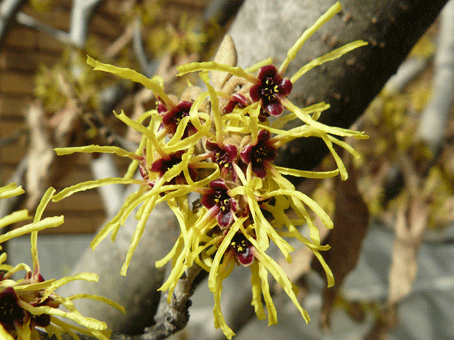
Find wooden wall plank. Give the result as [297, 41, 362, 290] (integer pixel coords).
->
[12, 212, 106, 234]
[21, 5, 71, 32]
[3, 26, 39, 50]
[0, 49, 57, 71]
[0, 143, 27, 166]
[0, 72, 35, 94]
[0, 95, 31, 117]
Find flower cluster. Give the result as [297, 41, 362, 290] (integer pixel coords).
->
[51, 2, 367, 338]
[0, 185, 124, 339]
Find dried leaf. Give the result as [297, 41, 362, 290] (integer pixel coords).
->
[211, 34, 238, 91]
[312, 155, 370, 330]
[53, 102, 81, 148]
[370, 153, 430, 338]
[388, 195, 428, 305]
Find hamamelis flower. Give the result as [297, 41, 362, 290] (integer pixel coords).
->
[0, 187, 124, 340]
[52, 2, 369, 339]
[161, 100, 197, 138]
[206, 218, 313, 338]
[240, 129, 277, 178]
[226, 232, 254, 266]
[177, 3, 368, 145]
[151, 150, 197, 184]
[250, 65, 292, 116]
[206, 140, 238, 180]
[201, 179, 238, 229]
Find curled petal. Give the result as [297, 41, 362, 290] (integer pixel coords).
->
[257, 64, 279, 80]
[264, 102, 284, 117]
[201, 179, 237, 229]
[240, 130, 276, 178]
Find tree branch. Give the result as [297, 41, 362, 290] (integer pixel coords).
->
[140, 265, 205, 340]
[228, 0, 449, 185]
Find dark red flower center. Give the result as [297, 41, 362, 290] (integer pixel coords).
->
[252, 145, 273, 164]
[240, 130, 276, 178]
[161, 101, 196, 138]
[151, 151, 184, 177]
[213, 191, 231, 214]
[33, 313, 51, 327]
[202, 179, 237, 228]
[261, 77, 280, 103]
[214, 150, 232, 170]
[0, 287, 24, 330]
[250, 65, 292, 116]
[228, 233, 254, 266]
[206, 140, 237, 180]
[150, 151, 196, 184]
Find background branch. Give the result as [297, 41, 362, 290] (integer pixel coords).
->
[0, 0, 26, 48]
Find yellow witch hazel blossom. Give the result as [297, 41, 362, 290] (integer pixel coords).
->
[52, 2, 367, 338]
[0, 185, 124, 340]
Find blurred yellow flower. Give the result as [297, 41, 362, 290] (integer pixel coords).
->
[0, 186, 124, 340]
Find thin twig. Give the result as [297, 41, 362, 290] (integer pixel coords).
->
[15, 11, 72, 45]
[133, 16, 160, 78]
[105, 23, 135, 59]
[141, 265, 204, 340]
[69, 0, 104, 48]
[384, 57, 429, 94]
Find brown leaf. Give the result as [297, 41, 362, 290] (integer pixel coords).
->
[387, 196, 428, 306]
[369, 153, 430, 338]
[312, 155, 370, 330]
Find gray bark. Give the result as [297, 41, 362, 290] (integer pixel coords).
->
[229, 0, 449, 183]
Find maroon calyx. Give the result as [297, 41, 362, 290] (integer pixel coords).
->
[206, 140, 238, 180]
[227, 233, 254, 266]
[161, 101, 197, 138]
[151, 151, 196, 184]
[240, 130, 276, 178]
[223, 94, 248, 114]
[250, 65, 292, 116]
[202, 179, 237, 229]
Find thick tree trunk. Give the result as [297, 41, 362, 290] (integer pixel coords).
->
[228, 0, 448, 183]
